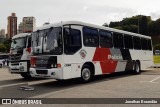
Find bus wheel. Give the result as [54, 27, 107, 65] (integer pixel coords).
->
[20, 73, 32, 79]
[81, 66, 92, 82]
[133, 61, 141, 74]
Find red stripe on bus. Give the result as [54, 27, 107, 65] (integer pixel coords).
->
[93, 48, 117, 74]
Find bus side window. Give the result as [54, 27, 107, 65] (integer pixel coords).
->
[141, 38, 148, 50]
[64, 27, 82, 54]
[113, 32, 124, 49]
[148, 39, 152, 50]
[83, 27, 99, 47]
[99, 30, 113, 48]
[124, 35, 133, 49]
[27, 36, 31, 48]
[133, 37, 141, 50]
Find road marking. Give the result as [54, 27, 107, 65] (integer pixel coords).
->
[150, 76, 160, 83]
[0, 79, 55, 89]
[140, 76, 160, 83]
[140, 81, 157, 83]
[0, 83, 26, 88]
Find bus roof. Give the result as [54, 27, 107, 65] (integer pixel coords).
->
[12, 33, 30, 39]
[35, 21, 151, 39]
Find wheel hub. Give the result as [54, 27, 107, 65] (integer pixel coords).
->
[82, 68, 91, 80]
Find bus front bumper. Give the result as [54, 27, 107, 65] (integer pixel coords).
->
[9, 61, 28, 73]
[30, 68, 63, 79]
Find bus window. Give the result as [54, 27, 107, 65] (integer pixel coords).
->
[83, 27, 99, 47]
[46, 27, 63, 54]
[133, 37, 141, 50]
[124, 35, 133, 49]
[148, 39, 152, 50]
[27, 35, 31, 48]
[64, 27, 82, 54]
[113, 32, 124, 48]
[141, 38, 148, 50]
[99, 30, 113, 48]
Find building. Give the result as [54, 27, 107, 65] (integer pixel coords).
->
[23, 17, 36, 33]
[0, 29, 5, 38]
[18, 22, 23, 34]
[0, 29, 6, 43]
[7, 13, 17, 39]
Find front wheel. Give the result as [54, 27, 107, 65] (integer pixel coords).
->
[20, 73, 32, 79]
[80, 66, 93, 83]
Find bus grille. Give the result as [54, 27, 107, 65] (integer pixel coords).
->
[36, 70, 48, 74]
[36, 56, 57, 69]
[10, 54, 22, 63]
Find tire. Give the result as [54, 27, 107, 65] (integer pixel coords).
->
[20, 73, 32, 79]
[81, 65, 93, 83]
[133, 61, 141, 74]
[0, 64, 2, 68]
[55, 79, 64, 82]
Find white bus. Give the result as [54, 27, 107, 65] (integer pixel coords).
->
[30, 21, 153, 82]
[9, 33, 32, 79]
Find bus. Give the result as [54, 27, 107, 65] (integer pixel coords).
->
[9, 33, 32, 79]
[30, 21, 153, 82]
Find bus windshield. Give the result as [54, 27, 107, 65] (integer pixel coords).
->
[32, 27, 63, 55]
[11, 37, 26, 50]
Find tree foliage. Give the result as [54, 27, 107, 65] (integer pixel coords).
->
[106, 15, 160, 46]
[0, 43, 6, 52]
[154, 44, 160, 50]
[108, 15, 152, 35]
[0, 39, 11, 53]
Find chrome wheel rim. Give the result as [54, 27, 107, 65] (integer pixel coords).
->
[82, 68, 91, 81]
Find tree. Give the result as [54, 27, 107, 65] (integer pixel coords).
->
[139, 16, 149, 35]
[107, 15, 152, 35]
[102, 23, 109, 27]
[109, 21, 121, 28]
[0, 43, 6, 52]
[3, 39, 12, 52]
[154, 44, 160, 50]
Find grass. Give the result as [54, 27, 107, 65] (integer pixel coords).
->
[154, 55, 160, 64]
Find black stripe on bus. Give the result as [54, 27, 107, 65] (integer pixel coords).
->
[120, 49, 132, 60]
[125, 60, 135, 71]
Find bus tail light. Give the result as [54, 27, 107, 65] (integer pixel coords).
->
[30, 56, 37, 68]
[57, 63, 61, 68]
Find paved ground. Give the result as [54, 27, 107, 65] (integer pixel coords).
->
[0, 67, 160, 107]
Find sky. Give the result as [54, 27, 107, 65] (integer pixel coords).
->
[1, 0, 160, 32]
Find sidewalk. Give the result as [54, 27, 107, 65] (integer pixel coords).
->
[152, 64, 160, 68]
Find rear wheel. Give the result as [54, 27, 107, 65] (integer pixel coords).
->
[20, 73, 32, 79]
[133, 61, 141, 74]
[81, 66, 93, 83]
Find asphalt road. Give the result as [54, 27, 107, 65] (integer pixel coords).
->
[0, 67, 160, 107]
